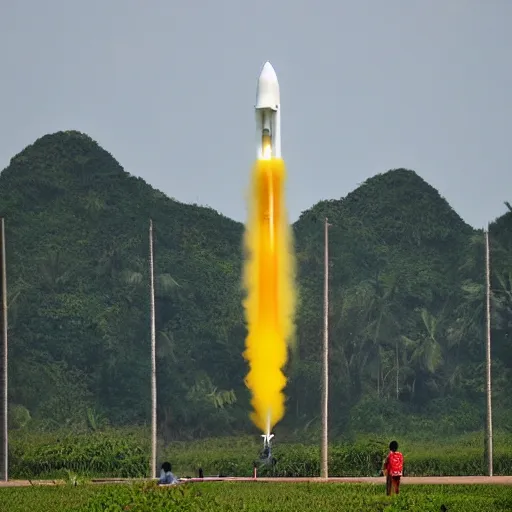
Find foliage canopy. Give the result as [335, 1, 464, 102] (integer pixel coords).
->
[1, 131, 511, 439]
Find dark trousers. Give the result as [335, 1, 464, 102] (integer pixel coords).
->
[386, 475, 401, 495]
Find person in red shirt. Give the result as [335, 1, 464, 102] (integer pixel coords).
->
[382, 440, 403, 495]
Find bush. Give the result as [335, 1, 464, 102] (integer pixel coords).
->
[10, 428, 149, 478]
[9, 428, 512, 479]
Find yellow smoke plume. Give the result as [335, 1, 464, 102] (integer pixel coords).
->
[242, 157, 296, 434]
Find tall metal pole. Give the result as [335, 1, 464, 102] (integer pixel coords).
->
[149, 219, 157, 479]
[485, 228, 493, 476]
[1, 218, 8, 482]
[321, 218, 330, 479]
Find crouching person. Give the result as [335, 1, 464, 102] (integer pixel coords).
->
[158, 461, 179, 485]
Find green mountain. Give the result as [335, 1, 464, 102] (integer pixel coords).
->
[0, 131, 245, 438]
[1, 131, 511, 439]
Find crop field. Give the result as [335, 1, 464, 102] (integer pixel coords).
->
[2, 482, 512, 512]
[8, 428, 512, 480]
[5, 429, 512, 511]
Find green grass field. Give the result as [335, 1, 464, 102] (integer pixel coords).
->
[9, 428, 512, 479]
[2, 482, 512, 512]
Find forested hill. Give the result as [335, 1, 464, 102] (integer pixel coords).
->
[1, 131, 511, 440]
[0, 131, 245, 437]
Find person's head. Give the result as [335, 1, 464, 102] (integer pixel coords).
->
[389, 440, 399, 452]
[162, 462, 172, 472]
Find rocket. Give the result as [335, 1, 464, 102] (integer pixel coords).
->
[255, 62, 281, 160]
[245, 60, 294, 447]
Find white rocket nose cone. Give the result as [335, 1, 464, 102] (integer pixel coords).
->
[256, 61, 280, 109]
[259, 61, 278, 84]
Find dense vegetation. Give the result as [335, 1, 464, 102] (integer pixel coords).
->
[9, 429, 512, 480]
[1, 130, 511, 443]
[3, 482, 512, 512]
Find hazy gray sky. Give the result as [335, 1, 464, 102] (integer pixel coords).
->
[1, 1, 511, 228]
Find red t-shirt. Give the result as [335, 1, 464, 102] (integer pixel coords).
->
[385, 451, 403, 476]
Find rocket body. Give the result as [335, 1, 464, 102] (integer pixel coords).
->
[243, 61, 295, 437]
[255, 62, 281, 159]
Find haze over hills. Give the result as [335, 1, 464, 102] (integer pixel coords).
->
[1, 131, 511, 440]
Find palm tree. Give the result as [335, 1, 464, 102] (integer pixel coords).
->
[157, 327, 176, 361]
[362, 272, 400, 397]
[401, 308, 443, 399]
[39, 251, 70, 291]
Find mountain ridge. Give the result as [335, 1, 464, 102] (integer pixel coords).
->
[1, 130, 472, 230]
[1, 130, 511, 439]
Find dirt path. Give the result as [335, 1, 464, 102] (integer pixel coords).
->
[0, 480, 65, 487]
[2, 476, 512, 488]
[174, 476, 512, 485]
